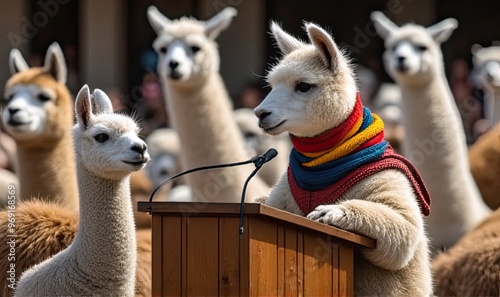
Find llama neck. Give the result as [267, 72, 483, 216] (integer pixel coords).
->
[161, 74, 269, 201]
[71, 163, 136, 278]
[16, 133, 79, 210]
[400, 74, 490, 243]
[484, 89, 500, 125]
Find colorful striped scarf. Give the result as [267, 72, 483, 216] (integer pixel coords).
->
[288, 93, 431, 216]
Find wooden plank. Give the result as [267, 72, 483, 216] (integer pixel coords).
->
[303, 233, 333, 297]
[219, 217, 240, 297]
[181, 217, 187, 297]
[239, 216, 250, 297]
[331, 239, 340, 297]
[162, 216, 182, 296]
[284, 226, 298, 297]
[297, 229, 304, 296]
[186, 217, 219, 296]
[277, 224, 285, 297]
[138, 202, 375, 248]
[339, 244, 354, 297]
[151, 214, 163, 296]
[249, 218, 278, 296]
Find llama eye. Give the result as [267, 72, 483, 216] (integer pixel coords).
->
[295, 82, 314, 93]
[416, 45, 427, 52]
[38, 93, 51, 102]
[190, 46, 200, 54]
[5, 94, 14, 101]
[159, 46, 167, 54]
[94, 133, 109, 143]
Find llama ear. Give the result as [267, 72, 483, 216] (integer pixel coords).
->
[471, 44, 483, 55]
[75, 85, 93, 129]
[370, 11, 398, 40]
[91, 89, 114, 115]
[9, 49, 29, 75]
[43, 42, 67, 84]
[270, 21, 306, 55]
[306, 23, 339, 71]
[147, 6, 171, 34]
[426, 18, 458, 43]
[204, 7, 237, 40]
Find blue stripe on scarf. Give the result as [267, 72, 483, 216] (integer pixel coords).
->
[290, 108, 387, 191]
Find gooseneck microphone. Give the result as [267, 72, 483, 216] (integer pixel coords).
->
[148, 149, 278, 234]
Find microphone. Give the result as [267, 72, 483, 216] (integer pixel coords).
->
[147, 148, 278, 204]
[251, 148, 278, 167]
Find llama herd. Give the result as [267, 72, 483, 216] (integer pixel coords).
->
[0, 5, 498, 297]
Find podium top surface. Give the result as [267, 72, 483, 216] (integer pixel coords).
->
[138, 201, 375, 248]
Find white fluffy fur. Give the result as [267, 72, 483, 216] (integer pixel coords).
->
[255, 22, 432, 296]
[371, 11, 491, 250]
[15, 86, 150, 296]
[147, 6, 270, 202]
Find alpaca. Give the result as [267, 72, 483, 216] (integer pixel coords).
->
[372, 83, 405, 153]
[234, 108, 291, 186]
[371, 11, 491, 250]
[147, 6, 270, 203]
[468, 44, 500, 209]
[145, 128, 192, 202]
[15, 85, 149, 296]
[255, 22, 432, 296]
[432, 208, 500, 296]
[1, 43, 78, 211]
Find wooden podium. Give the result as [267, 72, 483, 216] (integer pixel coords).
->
[138, 202, 375, 297]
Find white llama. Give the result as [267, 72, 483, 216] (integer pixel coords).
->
[371, 12, 491, 250]
[147, 6, 270, 203]
[471, 43, 500, 126]
[1, 43, 78, 211]
[234, 108, 291, 186]
[15, 85, 149, 296]
[255, 22, 432, 296]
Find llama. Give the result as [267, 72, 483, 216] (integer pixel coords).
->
[255, 22, 432, 296]
[15, 85, 149, 296]
[147, 6, 270, 202]
[234, 108, 291, 186]
[371, 11, 491, 250]
[468, 44, 500, 209]
[432, 208, 500, 296]
[372, 83, 405, 152]
[1, 43, 78, 211]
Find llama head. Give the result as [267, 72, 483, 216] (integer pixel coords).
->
[145, 128, 181, 188]
[147, 6, 237, 86]
[471, 43, 500, 92]
[2, 43, 72, 144]
[254, 22, 357, 138]
[74, 85, 150, 180]
[371, 11, 458, 86]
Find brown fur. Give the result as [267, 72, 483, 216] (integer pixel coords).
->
[432, 209, 500, 296]
[131, 169, 153, 229]
[469, 124, 500, 209]
[0, 201, 152, 296]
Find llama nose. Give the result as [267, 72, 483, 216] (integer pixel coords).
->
[256, 111, 272, 121]
[397, 56, 406, 63]
[169, 61, 179, 70]
[8, 108, 19, 116]
[131, 143, 147, 155]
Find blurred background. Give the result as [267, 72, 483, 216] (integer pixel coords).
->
[0, 0, 498, 137]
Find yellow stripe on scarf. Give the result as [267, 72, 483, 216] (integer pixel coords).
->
[303, 114, 384, 167]
[300, 112, 364, 158]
